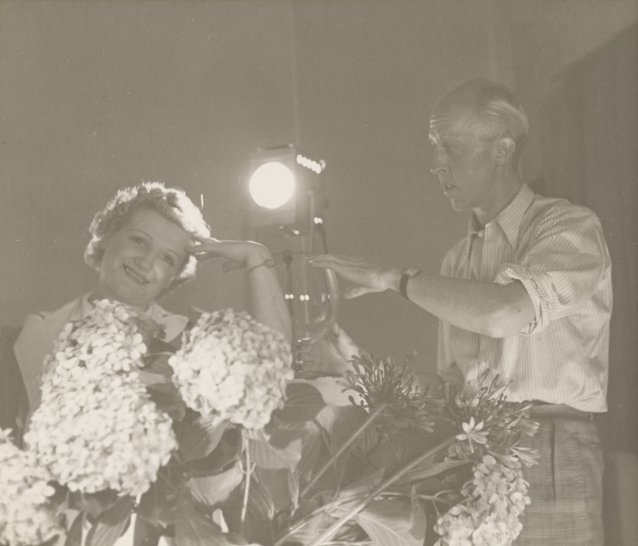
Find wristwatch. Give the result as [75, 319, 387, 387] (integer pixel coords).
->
[399, 267, 422, 300]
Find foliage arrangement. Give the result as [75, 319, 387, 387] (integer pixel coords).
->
[0, 301, 538, 546]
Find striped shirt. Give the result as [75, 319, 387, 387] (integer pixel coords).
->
[437, 184, 612, 412]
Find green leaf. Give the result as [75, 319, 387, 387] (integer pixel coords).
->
[356, 498, 424, 546]
[314, 405, 371, 455]
[147, 382, 187, 422]
[367, 429, 440, 476]
[272, 382, 326, 424]
[137, 477, 193, 527]
[395, 459, 470, 486]
[255, 467, 295, 511]
[409, 488, 427, 540]
[297, 421, 329, 484]
[64, 512, 84, 546]
[249, 433, 302, 469]
[327, 405, 362, 446]
[187, 463, 244, 508]
[147, 336, 180, 357]
[174, 510, 228, 545]
[132, 515, 163, 546]
[334, 467, 385, 510]
[186, 306, 206, 328]
[138, 370, 170, 387]
[185, 428, 242, 477]
[223, 478, 274, 545]
[276, 511, 341, 546]
[86, 496, 136, 546]
[68, 490, 119, 520]
[142, 352, 175, 378]
[268, 421, 308, 449]
[179, 417, 229, 462]
[313, 405, 376, 490]
[287, 468, 300, 511]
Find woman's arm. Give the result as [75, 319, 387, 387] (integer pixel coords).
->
[190, 237, 292, 340]
[243, 244, 292, 340]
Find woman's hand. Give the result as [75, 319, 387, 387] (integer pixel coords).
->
[309, 254, 402, 299]
[189, 236, 271, 268]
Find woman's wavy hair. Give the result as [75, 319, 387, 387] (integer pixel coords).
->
[84, 181, 211, 290]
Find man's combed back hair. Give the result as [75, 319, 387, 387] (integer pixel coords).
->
[435, 78, 530, 152]
[84, 181, 211, 289]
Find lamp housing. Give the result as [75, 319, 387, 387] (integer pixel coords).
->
[246, 144, 325, 234]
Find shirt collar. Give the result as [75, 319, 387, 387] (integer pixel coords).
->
[467, 184, 535, 247]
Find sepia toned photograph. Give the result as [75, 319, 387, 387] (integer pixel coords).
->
[0, 1, 636, 545]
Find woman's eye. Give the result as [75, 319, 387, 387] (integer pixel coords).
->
[163, 255, 176, 267]
[130, 235, 145, 245]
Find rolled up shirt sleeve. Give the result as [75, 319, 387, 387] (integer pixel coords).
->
[494, 208, 611, 335]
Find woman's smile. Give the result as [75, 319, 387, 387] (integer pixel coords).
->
[122, 264, 150, 285]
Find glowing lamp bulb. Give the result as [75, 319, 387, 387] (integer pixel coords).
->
[248, 161, 295, 209]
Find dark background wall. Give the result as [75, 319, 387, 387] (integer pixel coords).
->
[1, 1, 636, 543]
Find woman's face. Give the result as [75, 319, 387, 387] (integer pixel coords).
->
[95, 207, 192, 309]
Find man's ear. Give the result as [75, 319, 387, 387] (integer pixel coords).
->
[493, 137, 516, 164]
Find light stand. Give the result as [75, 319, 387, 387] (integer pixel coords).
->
[245, 145, 337, 370]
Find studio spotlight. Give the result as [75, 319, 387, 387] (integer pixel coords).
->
[246, 144, 326, 233]
[248, 161, 295, 210]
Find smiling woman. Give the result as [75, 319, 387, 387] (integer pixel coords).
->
[11, 181, 292, 420]
[0, 181, 294, 545]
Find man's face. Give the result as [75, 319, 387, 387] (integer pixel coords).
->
[428, 105, 498, 213]
[95, 207, 192, 309]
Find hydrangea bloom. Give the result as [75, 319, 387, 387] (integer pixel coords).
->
[169, 308, 293, 430]
[434, 454, 530, 546]
[0, 429, 62, 546]
[24, 299, 177, 497]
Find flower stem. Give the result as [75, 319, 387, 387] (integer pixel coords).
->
[240, 431, 251, 532]
[273, 489, 454, 546]
[306, 435, 456, 546]
[300, 403, 387, 498]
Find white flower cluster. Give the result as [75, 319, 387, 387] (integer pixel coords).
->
[434, 454, 530, 546]
[169, 308, 293, 430]
[0, 429, 62, 546]
[24, 299, 177, 497]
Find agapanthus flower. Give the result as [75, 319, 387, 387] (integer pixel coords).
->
[434, 368, 538, 544]
[24, 299, 177, 497]
[456, 417, 488, 452]
[168, 308, 293, 430]
[447, 368, 538, 464]
[434, 454, 530, 546]
[0, 429, 63, 546]
[342, 353, 443, 432]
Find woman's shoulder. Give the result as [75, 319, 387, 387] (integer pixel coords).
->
[22, 296, 85, 328]
[13, 296, 85, 412]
